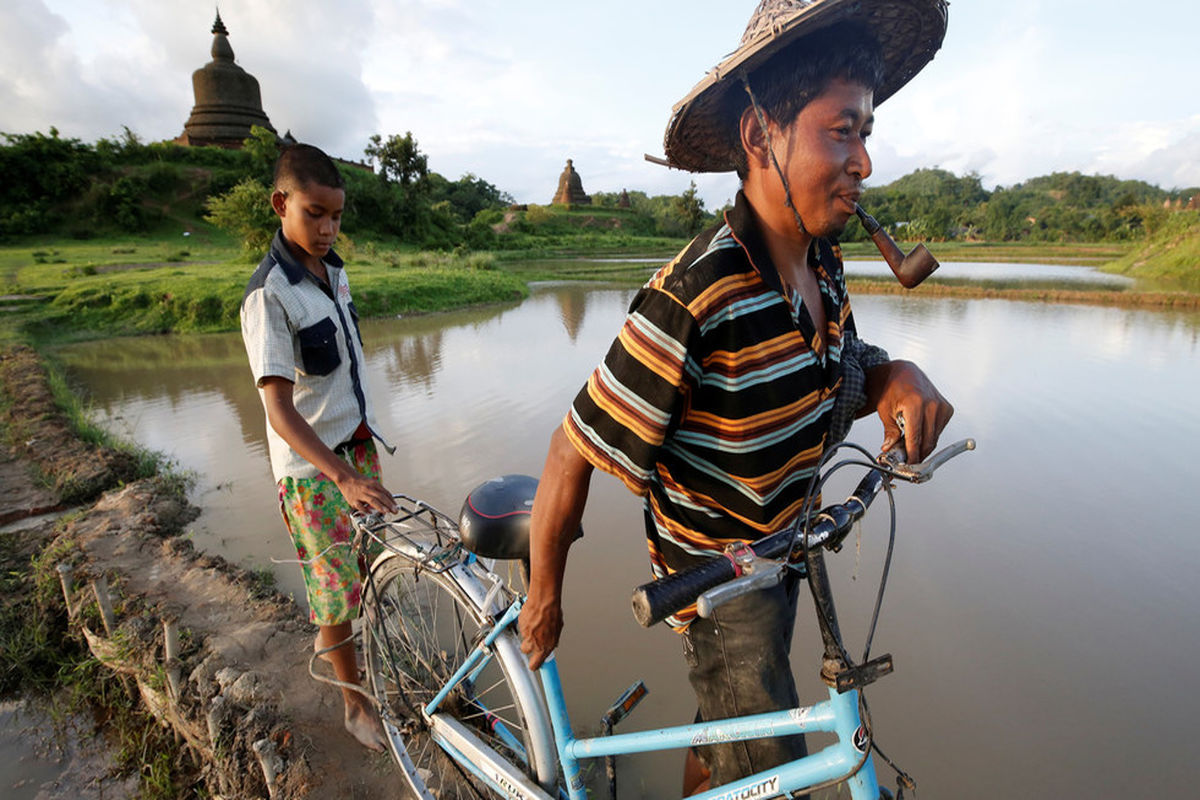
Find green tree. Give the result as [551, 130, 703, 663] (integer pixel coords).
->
[427, 172, 512, 223]
[243, 125, 281, 183]
[359, 132, 437, 240]
[672, 181, 707, 236]
[204, 177, 276, 258]
[0, 128, 99, 234]
[365, 132, 429, 187]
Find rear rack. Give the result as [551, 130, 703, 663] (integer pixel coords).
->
[354, 494, 464, 574]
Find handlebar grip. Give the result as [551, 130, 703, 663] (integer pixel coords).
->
[631, 556, 736, 628]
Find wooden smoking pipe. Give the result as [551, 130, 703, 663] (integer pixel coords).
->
[854, 204, 939, 288]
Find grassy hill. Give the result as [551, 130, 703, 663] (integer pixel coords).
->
[1103, 211, 1200, 291]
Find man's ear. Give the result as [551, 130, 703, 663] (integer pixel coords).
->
[270, 190, 288, 219]
[738, 106, 772, 171]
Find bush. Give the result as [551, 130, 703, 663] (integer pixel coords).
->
[204, 178, 276, 258]
[525, 204, 552, 225]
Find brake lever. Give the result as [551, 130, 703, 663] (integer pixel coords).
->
[696, 542, 786, 618]
[696, 561, 785, 618]
[880, 438, 976, 483]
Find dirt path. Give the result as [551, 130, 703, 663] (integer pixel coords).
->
[1, 346, 409, 799]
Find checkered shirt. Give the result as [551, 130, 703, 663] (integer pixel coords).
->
[241, 230, 392, 481]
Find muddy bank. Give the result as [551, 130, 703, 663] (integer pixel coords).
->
[1, 345, 404, 799]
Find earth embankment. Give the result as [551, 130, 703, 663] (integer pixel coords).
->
[1, 345, 405, 799]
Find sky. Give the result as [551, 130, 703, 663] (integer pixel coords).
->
[2, 0, 1198, 210]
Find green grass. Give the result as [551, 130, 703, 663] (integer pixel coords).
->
[41, 357, 175, 482]
[1101, 211, 1200, 290]
[501, 253, 668, 284]
[1, 231, 529, 345]
[1, 226, 1192, 349]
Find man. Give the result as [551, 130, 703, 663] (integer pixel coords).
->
[520, 0, 952, 790]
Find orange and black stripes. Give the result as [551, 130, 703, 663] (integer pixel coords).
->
[566, 192, 861, 629]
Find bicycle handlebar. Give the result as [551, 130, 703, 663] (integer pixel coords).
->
[630, 439, 975, 627]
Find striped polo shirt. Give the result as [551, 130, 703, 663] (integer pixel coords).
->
[564, 191, 860, 628]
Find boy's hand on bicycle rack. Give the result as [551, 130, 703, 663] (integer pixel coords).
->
[333, 470, 399, 515]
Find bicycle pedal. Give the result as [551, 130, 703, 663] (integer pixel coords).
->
[834, 653, 893, 693]
[601, 680, 649, 729]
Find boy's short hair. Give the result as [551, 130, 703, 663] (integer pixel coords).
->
[273, 143, 345, 194]
[730, 21, 885, 179]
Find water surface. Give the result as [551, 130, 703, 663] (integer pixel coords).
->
[53, 284, 1200, 799]
[539, 256, 1134, 286]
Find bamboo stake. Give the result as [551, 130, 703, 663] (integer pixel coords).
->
[163, 616, 181, 701]
[56, 563, 75, 618]
[91, 575, 116, 635]
[252, 738, 283, 797]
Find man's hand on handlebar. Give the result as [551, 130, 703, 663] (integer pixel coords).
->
[863, 360, 953, 463]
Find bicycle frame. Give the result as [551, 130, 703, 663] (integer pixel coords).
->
[412, 589, 881, 800]
[539, 652, 880, 800]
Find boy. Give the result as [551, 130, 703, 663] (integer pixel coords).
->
[519, 0, 953, 791]
[240, 143, 396, 752]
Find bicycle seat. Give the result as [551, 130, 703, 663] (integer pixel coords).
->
[459, 474, 583, 560]
[459, 474, 539, 560]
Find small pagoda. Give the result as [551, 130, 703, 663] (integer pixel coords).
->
[176, 13, 276, 148]
[551, 159, 591, 207]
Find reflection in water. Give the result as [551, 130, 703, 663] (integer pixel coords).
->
[381, 329, 444, 391]
[550, 282, 593, 343]
[57, 285, 1200, 800]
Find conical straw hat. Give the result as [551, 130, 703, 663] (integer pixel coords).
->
[664, 0, 949, 173]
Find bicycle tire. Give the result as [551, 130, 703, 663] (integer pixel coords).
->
[362, 549, 556, 799]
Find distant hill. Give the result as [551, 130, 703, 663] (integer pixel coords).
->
[848, 168, 1189, 244]
[4, 128, 1195, 251]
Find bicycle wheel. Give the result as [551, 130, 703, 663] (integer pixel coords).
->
[362, 551, 554, 799]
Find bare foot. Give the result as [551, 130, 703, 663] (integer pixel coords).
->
[345, 695, 388, 752]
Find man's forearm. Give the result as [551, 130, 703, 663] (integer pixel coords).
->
[520, 424, 594, 668]
[527, 426, 592, 602]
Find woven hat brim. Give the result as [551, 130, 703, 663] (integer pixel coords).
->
[664, 0, 949, 173]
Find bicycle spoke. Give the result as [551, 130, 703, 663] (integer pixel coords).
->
[362, 541, 548, 799]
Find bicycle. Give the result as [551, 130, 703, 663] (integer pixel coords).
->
[351, 437, 974, 800]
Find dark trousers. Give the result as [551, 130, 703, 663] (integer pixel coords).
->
[682, 570, 807, 788]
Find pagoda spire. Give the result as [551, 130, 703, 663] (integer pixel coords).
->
[176, 9, 276, 148]
[210, 8, 234, 62]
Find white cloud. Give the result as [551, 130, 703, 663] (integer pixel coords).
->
[1089, 117, 1200, 189]
[0, 0, 178, 139]
[1, 0, 380, 156]
[869, 14, 1071, 188]
[3, 0, 1196, 208]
